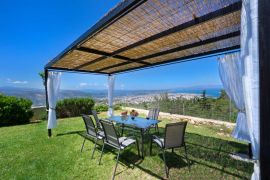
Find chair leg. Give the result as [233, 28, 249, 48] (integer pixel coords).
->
[136, 138, 140, 157]
[140, 129, 144, 158]
[91, 138, 97, 159]
[81, 138, 86, 152]
[98, 143, 105, 165]
[121, 124, 124, 136]
[150, 137, 153, 156]
[184, 145, 191, 171]
[162, 149, 168, 178]
[112, 149, 121, 180]
[156, 124, 160, 135]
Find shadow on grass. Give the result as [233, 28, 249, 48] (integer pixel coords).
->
[58, 126, 253, 179]
[0, 120, 43, 128]
[131, 127, 252, 179]
[57, 130, 84, 136]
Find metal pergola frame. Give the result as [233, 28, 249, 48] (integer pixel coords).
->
[45, 1, 241, 75]
[44, 0, 270, 178]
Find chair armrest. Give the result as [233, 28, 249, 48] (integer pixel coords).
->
[152, 135, 164, 147]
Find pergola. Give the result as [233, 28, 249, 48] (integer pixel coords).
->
[44, 0, 270, 179]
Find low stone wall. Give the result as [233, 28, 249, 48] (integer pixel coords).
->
[123, 107, 235, 129]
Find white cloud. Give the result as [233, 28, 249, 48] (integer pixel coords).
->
[79, 82, 99, 88]
[12, 81, 28, 84]
[120, 84, 125, 90]
[79, 82, 88, 87]
[7, 78, 28, 84]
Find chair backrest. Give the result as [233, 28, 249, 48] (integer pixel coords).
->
[82, 114, 97, 137]
[100, 120, 120, 148]
[90, 109, 102, 130]
[164, 121, 187, 149]
[147, 108, 160, 120]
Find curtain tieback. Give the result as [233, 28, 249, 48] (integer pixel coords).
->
[49, 107, 56, 110]
[238, 109, 246, 113]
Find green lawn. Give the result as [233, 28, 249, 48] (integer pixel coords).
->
[0, 112, 253, 179]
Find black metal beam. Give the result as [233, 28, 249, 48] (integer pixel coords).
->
[75, 1, 241, 71]
[75, 47, 151, 70]
[96, 61, 130, 72]
[47, 67, 109, 75]
[96, 32, 240, 72]
[109, 1, 241, 56]
[137, 31, 240, 61]
[44, 69, 51, 137]
[111, 45, 240, 74]
[44, 69, 49, 110]
[259, 0, 270, 178]
[77, 47, 112, 56]
[45, 0, 147, 69]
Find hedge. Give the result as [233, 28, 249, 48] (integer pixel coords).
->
[56, 98, 95, 118]
[0, 94, 33, 125]
[94, 104, 122, 112]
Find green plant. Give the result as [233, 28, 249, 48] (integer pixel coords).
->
[31, 107, 47, 121]
[94, 104, 122, 112]
[94, 104, 108, 112]
[56, 98, 95, 118]
[114, 104, 122, 111]
[0, 94, 33, 125]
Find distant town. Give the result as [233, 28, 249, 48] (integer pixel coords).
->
[0, 86, 221, 107]
[99, 93, 201, 105]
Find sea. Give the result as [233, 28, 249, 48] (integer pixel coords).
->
[170, 88, 222, 98]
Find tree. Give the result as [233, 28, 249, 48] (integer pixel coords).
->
[219, 90, 229, 100]
[201, 90, 207, 99]
[39, 72, 45, 87]
[200, 90, 211, 110]
[142, 101, 148, 109]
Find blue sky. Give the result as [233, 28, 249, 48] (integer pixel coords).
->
[0, 0, 223, 90]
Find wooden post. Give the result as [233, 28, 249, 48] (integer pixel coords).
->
[44, 69, 51, 137]
[259, 0, 270, 178]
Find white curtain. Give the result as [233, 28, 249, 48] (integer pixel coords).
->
[47, 71, 62, 129]
[107, 75, 115, 117]
[218, 53, 250, 142]
[241, 0, 260, 179]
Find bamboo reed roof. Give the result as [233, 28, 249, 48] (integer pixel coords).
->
[45, 0, 242, 74]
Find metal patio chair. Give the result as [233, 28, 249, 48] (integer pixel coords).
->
[99, 119, 140, 180]
[147, 108, 160, 133]
[81, 114, 104, 159]
[150, 121, 190, 178]
[90, 109, 103, 130]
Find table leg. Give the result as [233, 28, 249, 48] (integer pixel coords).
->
[121, 123, 124, 136]
[140, 128, 144, 159]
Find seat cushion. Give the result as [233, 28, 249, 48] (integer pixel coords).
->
[153, 136, 164, 148]
[119, 137, 136, 149]
[97, 130, 105, 139]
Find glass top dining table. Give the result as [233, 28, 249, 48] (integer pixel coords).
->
[107, 115, 159, 129]
[106, 115, 159, 158]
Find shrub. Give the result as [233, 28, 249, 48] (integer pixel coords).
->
[95, 104, 108, 113]
[56, 98, 95, 118]
[94, 104, 122, 113]
[114, 104, 122, 111]
[31, 106, 47, 121]
[0, 94, 33, 125]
